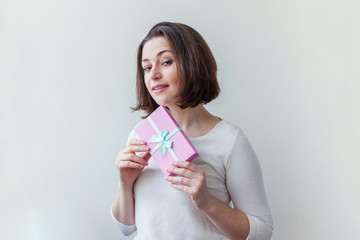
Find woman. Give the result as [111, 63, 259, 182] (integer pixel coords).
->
[112, 22, 273, 240]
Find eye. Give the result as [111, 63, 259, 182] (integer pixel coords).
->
[143, 66, 151, 72]
[162, 60, 173, 66]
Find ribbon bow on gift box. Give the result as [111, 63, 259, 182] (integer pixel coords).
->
[149, 130, 173, 155]
[147, 116, 182, 161]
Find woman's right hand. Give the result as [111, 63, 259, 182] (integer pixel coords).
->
[115, 139, 151, 188]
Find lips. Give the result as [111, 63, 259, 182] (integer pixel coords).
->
[152, 84, 169, 94]
[152, 84, 169, 91]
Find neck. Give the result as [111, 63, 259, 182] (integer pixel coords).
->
[167, 104, 220, 137]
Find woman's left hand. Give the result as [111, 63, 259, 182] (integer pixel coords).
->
[165, 161, 214, 211]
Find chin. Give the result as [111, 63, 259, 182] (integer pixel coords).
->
[152, 95, 178, 108]
[155, 100, 169, 107]
[153, 97, 169, 106]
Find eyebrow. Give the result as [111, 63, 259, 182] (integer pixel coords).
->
[142, 50, 172, 63]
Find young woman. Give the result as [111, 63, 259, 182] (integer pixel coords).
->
[112, 22, 273, 240]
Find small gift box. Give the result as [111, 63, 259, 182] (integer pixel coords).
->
[134, 105, 199, 176]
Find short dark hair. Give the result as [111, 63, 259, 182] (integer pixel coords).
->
[132, 22, 220, 117]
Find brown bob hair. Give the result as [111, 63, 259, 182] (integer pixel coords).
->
[132, 22, 220, 117]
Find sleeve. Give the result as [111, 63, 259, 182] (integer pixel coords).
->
[111, 206, 137, 236]
[225, 128, 273, 240]
[111, 127, 140, 236]
[127, 127, 141, 144]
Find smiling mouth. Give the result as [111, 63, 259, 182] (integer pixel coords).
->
[152, 85, 169, 94]
[154, 86, 168, 90]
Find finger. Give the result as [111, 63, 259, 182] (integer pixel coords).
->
[127, 139, 146, 146]
[165, 175, 193, 187]
[168, 161, 204, 175]
[124, 145, 149, 154]
[118, 153, 149, 166]
[117, 160, 145, 169]
[169, 161, 201, 173]
[165, 166, 196, 179]
[170, 183, 193, 195]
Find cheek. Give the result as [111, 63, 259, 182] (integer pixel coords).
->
[144, 77, 151, 91]
[172, 73, 179, 86]
[169, 68, 179, 84]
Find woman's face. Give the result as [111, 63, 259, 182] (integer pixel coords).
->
[141, 36, 179, 107]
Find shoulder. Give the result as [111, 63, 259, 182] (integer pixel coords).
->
[205, 118, 251, 156]
[216, 119, 247, 143]
[215, 119, 257, 163]
[221, 119, 255, 152]
[127, 121, 143, 142]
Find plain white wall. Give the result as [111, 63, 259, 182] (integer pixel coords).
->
[1, 0, 359, 239]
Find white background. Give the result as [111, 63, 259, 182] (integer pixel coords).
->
[1, 0, 359, 239]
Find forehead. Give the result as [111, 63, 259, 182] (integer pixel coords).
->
[142, 37, 172, 60]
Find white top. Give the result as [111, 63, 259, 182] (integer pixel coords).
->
[112, 119, 273, 240]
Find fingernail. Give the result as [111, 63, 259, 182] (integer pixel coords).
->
[170, 162, 175, 165]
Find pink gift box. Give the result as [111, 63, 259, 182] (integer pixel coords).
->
[134, 105, 199, 176]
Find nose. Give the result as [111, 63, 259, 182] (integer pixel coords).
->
[150, 65, 161, 81]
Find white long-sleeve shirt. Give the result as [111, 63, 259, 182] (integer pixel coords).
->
[112, 119, 273, 239]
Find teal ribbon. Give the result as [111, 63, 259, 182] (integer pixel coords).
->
[147, 116, 182, 161]
[149, 130, 173, 155]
